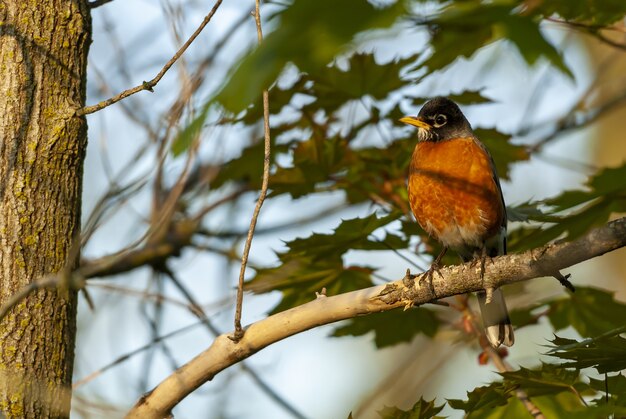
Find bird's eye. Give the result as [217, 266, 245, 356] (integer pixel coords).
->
[433, 114, 447, 127]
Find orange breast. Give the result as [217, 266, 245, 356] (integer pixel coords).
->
[407, 137, 504, 250]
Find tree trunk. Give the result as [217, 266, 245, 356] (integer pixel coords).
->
[0, 1, 90, 417]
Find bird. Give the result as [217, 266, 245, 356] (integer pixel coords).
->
[400, 96, 514, 348]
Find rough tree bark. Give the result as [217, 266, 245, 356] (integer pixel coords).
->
[0, 1, 90, 418]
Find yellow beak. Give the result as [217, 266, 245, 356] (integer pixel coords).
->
[399, 116, 431, 130]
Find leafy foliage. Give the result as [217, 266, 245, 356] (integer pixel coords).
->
[410, 90, 494, 106]
[171, 0, 626, 416]
[536, 1, 626, 26]
[589, 373, 626, 404]
[447, 382, 517, 413]
[331, 307, 439, 348]
[215, 0, 404, 113]
[548, 329, 626, 374]
[378, 398, 445, 419]
[546, 287, 626, 337]
[531, 392, 626, 419]
[245, 213, 401, 313]
[508, 162, 626, 251]
[499, 363, 589, 398]
[420, 3, 572, 78]
[509, 287, 626, 337]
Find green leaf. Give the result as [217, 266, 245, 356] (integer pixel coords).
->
[243, 211, 410, 314]
[547, 328, 626, 374]
[450, 375, 597, 418]
[421, 3, 572, 78]
[239, 76, 311, 125]
[210, 140, 288, 190]
[284, 212, 402, 260]
[508, 303, 544, 329]
[331, 307, 439, 348]
[508, 163, 626, 251]
[590, 372, 626, 393]
[311, 52, 419, 105]
[544, 163, 626, 211]
[247, 259, 375, 314]
[500, 363, 590, 398]
[464, 398, 528, 419]
[535, 1, 626, 26]
[172, 102, 211, 156]
[448, 382, 516, 412]
[505, 202, 559, 223]
[410, 90, 494, 106]
[546, 287, 626, 338]
[421, 4, 496, 74]
[378, 397, 445, 419]
[243, 51, 417, 125]
[270, 134, 348, 199]
[245, 213, 401, 313]
[533, 391, 626, 418]
[215, 0, 404, 113]
[506, 200, 613, 252]
[497, 14, 573, 78]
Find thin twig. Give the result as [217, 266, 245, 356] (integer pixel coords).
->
[545, 17, 626, 33]
[527, 89, 626, 153]
[73, 321, 202, 389]
[545, 17, 626, 49]
[231, 1, 271, 341]
[76, 0, 224, 116]
[197, 202, 347, 238]
[88, 0, 115, 8]
[592, 31, 626, 51]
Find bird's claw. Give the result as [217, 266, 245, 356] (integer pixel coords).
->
[418, 263, 442, 298]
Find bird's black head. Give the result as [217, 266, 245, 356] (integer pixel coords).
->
[400, 97, 474, 142]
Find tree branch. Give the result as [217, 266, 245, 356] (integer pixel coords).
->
[76, 0, 224, 116]
[232, 1, 272, 341]
[126, 217, 626, 418]
[88, 0, 115, 8]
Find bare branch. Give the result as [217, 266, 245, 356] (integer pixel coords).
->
[73, 321, 202, 389]
[88, 0, 115, 8]
[77, 0, 224, 116]
[232, 1, 272, 341]
[126, 217, 626, 418]
[527, 90, 626, 153]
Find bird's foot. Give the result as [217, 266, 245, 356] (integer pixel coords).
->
[469, 250, 495, 279]
[418, 262, 443, 298]
[469, 249, 498, 302]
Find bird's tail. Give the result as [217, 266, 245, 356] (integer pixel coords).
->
[477, 288, 514, 348]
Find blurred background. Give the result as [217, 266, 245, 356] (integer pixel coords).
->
[74, 1, 626, 417]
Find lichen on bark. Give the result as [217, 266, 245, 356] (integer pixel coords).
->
[0, 1, 91, 417]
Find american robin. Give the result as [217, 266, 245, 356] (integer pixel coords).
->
[400, 97, 514, 348]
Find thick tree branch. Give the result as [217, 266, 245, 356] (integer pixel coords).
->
[126, 217, 626, 418]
